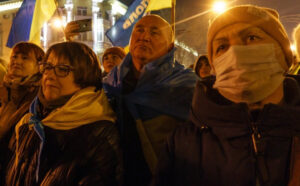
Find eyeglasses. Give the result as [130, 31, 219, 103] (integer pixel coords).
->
[39, 62, 74, 77]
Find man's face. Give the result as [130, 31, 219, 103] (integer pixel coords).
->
[212, 23, 286, 68]
[129, 16, 173, 67]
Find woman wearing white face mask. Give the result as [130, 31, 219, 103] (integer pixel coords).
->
[154, 5, 300, 186]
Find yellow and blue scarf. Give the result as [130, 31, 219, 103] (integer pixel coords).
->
[15, 87, 116, 182]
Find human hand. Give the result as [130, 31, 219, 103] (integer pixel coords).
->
[64, 21, 80, 41]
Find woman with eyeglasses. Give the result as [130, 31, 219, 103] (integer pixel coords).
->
[6, 42, 122, 186]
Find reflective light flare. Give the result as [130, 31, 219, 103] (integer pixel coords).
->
[212, 1, 227, 14]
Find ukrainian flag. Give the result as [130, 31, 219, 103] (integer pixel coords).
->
[145, 0, 172, 12]
[6, 0, 56, 48]
[105, 0, 172, 49]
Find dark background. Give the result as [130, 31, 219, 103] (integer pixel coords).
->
[120, 0, 300, 55]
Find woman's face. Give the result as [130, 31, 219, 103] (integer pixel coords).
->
[103, 53, 123, 73]
[212, 23, 285, 66]
[8, 50, 38, 78]
[42, 52, 80, 101]
[198, 59, 211, 78]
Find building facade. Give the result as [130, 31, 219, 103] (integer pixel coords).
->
[0, 0, 127, 62]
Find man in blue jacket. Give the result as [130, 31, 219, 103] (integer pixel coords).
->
[104, 14, 197, 186]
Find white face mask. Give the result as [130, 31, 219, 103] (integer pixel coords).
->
[212, 44, 285, 104]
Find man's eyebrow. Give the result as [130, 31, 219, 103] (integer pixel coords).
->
[150, 27, 160, 31]
[135, 24, 144, 28]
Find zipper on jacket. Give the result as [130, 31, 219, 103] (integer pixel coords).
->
[249, 110, 269, 185]
[251, 122, 261, 156]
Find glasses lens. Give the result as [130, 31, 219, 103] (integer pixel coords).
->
[55, 65, 70, 77]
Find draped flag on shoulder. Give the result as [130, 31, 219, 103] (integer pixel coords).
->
[6, 0, 56, 48]
[105, 0, 172, 48]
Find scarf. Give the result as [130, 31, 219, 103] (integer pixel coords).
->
[104, 48, 197, 121]
[15, 86, 116, 182]
[37, 88, 74, 118]
[3, 73, 40, 90]
[1, 73, 40, 104]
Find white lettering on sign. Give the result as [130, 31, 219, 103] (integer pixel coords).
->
[123, 0, 150, 30]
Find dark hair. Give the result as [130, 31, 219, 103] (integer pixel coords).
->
[12, 42, 45, 62]
[194, 54, 209, 75]
[43, 42, 102, 89]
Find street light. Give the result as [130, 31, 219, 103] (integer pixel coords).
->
[212, 1, 227, 14]
[52, 18, 66, 29]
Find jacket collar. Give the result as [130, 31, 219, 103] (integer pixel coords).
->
[190, 77, 300, 139]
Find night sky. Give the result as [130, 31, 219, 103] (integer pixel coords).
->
[120, 0, 300, 54]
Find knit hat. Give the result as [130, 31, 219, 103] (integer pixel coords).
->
[102, 47, 126, 63]
[207, 5, 293, 70]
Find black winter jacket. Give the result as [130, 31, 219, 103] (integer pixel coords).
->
[6, 120, 122, 186]
[154, 77, 300, 186]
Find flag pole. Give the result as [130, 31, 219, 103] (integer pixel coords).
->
[171, 0, 176, 35]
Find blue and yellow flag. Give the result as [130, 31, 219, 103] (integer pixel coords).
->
[6, 0, 56, 48]
[105, 0, 172, 48]
[145, 0, 172, 12]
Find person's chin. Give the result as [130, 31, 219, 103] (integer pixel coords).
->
[43, 86, 59, 99]
[44, 92, 59, 101]
[133, 50, 150, 58]
[9, 70, 23, 77]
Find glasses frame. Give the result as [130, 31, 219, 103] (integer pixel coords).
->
[39, 62, 75, 78]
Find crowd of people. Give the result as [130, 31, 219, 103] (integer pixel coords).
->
[0, 4, 300, 186]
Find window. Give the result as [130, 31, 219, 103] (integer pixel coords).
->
[77, 7, 87, 16]
[82, 32, 87, 41]
[98, 11, 102, 18]
[98, 30, 103, 42]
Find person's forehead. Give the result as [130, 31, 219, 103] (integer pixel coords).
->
[213, 23, 265, 42]
[47, 51, 70, 65]
[12, 48, 32, 56]
[135, 16, 170, 30]
[104, 52, 120, 57]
